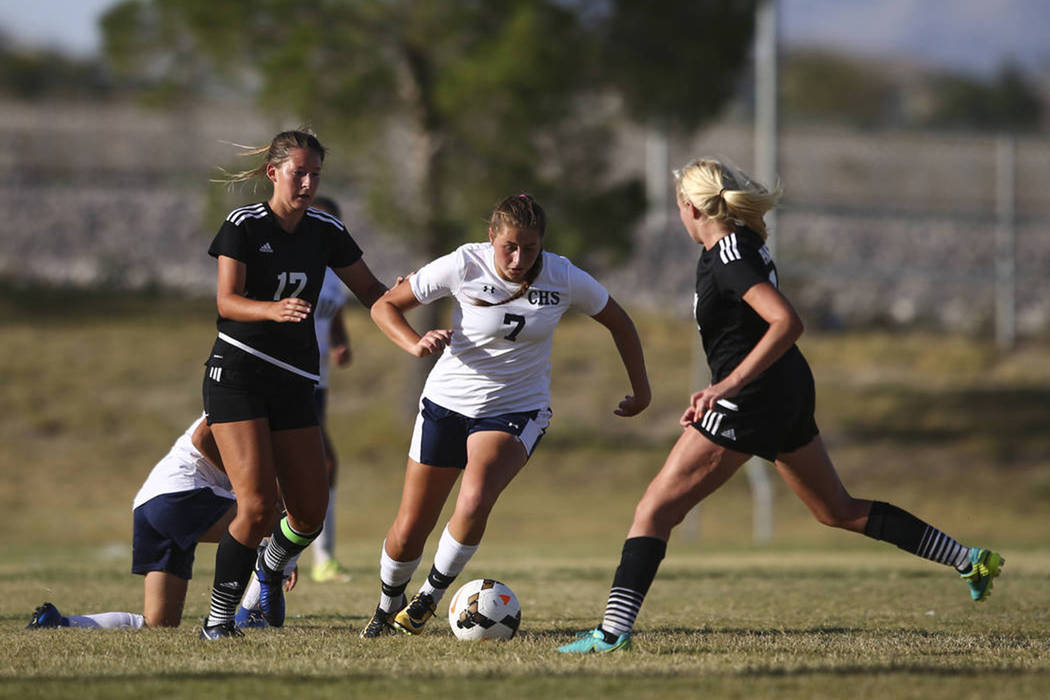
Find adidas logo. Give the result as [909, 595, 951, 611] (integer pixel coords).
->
[259, 242, 274, 253]
[218, 581, 242, 590]
[720, 428, 737, 440]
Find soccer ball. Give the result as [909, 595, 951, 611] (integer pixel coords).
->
[447, 578, 521, 641]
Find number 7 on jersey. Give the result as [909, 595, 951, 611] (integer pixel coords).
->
[502, 313, 525, 341]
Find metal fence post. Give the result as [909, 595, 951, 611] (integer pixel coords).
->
[996, 134, 1017, 351]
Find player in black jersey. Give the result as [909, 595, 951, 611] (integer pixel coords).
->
[558, 158, 1004, 654]
[199, 130, 388, 639]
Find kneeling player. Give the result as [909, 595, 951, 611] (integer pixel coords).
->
[26, 415, 295, 631]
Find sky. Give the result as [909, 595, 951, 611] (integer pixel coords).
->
[1, 0, 1047, 76]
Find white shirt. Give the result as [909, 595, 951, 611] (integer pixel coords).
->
[132, 416, 234, 510]
[410, 242, 609, 417]
[314, 268, 350, 389]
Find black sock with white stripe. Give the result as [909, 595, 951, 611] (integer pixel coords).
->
[864, 501, 971, 572]
[599, 536, 667, 640]
[205, 531, 257, 626]
[261, 517, 321, 580]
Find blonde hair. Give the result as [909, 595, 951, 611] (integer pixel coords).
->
[214, 129, 327, 184]
[673, 158, 781, 240]
[474, 193, 546, 307]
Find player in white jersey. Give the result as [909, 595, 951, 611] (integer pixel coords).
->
[359, 193, 652, 637]
[308, 195, 354, 583]
[26, 416, 296, 631]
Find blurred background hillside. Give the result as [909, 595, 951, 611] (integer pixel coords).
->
[1, 0, 1049, 338]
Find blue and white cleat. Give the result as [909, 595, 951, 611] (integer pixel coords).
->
[557, 627, 632, 654]
[961, 548, 1004, 602]
[200, 620, 244, 639]
[256, 566, 286, 628]
[234, 605, 269, 629]
[26, 602, 69, 629]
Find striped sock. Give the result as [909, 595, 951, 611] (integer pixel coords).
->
[262, 517, 320, 578]
[864, 501, 971, 572]
[206, 531, 257, 626]
[379, 543, 421, 613]
[418, 525, 479, 606]
[599, 536, 666, 638]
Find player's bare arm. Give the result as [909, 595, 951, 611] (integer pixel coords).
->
[590, 296, 651, 417]
[215, 255, 311, 323]
[370, 277, 452, 357]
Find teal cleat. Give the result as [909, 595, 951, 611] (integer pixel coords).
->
[961, 548, 1004, 602]
[557, 627, 632, 654]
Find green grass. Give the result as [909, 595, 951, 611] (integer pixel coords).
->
[2, 291, 1048, 698]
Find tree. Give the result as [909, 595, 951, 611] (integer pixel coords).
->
[101, 0, 757, 257]
[922, 62, 1042, 132]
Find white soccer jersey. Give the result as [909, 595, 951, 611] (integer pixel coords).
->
[411, 242, 610, 417]
[314, 268, 350, 389]
[132, 416, 233, 510]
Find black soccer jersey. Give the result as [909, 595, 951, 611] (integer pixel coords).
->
[693, 228, 802, 384]
[207, 202, 363, 380]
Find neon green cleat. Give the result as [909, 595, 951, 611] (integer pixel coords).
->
[392, 592, 436, 635]
[311, 559, 352, 584]
[961, 548, 1004, 602]
[557, 627, 632, 654]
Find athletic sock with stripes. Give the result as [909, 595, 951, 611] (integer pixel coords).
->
[864, 501, 971, 572]
[417, 524, 479, 606]
[206, 531, 257, 626]
[599, 536, 667, 639]
[261, 517, 321, 579]
[379, 542, 422, 613]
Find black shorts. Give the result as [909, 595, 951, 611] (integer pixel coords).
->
[313, 387, 328, 426]
[692, 350, 819, 461]
[132, 488, 234, 580]
[203, 342, 318, 431]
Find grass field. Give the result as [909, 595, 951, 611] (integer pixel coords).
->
[1, 290, 1048, 698]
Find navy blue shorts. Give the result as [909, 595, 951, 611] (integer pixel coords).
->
[408, 398, 551, 469]
[132, 488, 235, 580]
[692, 350, 819, 462]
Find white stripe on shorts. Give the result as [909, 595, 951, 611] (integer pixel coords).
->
[517, 407, 552, 456]
[701, 409, 724, 436]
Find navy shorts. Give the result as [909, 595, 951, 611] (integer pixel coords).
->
[692, 350, 819, 462]
[132, 488, 235, 580]
[203, 365, 318, 431]
[408, 397, 552, 469]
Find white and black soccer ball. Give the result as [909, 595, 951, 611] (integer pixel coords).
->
[447, 578, 521, 641]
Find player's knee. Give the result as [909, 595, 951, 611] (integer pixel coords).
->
[389, 516, 430, 554]
[235, 501, 276, 540]
[456, 487, 496, 524]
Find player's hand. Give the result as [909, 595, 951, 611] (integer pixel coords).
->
[412, 329, 453, 357]
[680, 381, 738, 426]
[284, 566, 298, 592]
[614, 391, 651, 417]
[270, 298, 311, 323]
